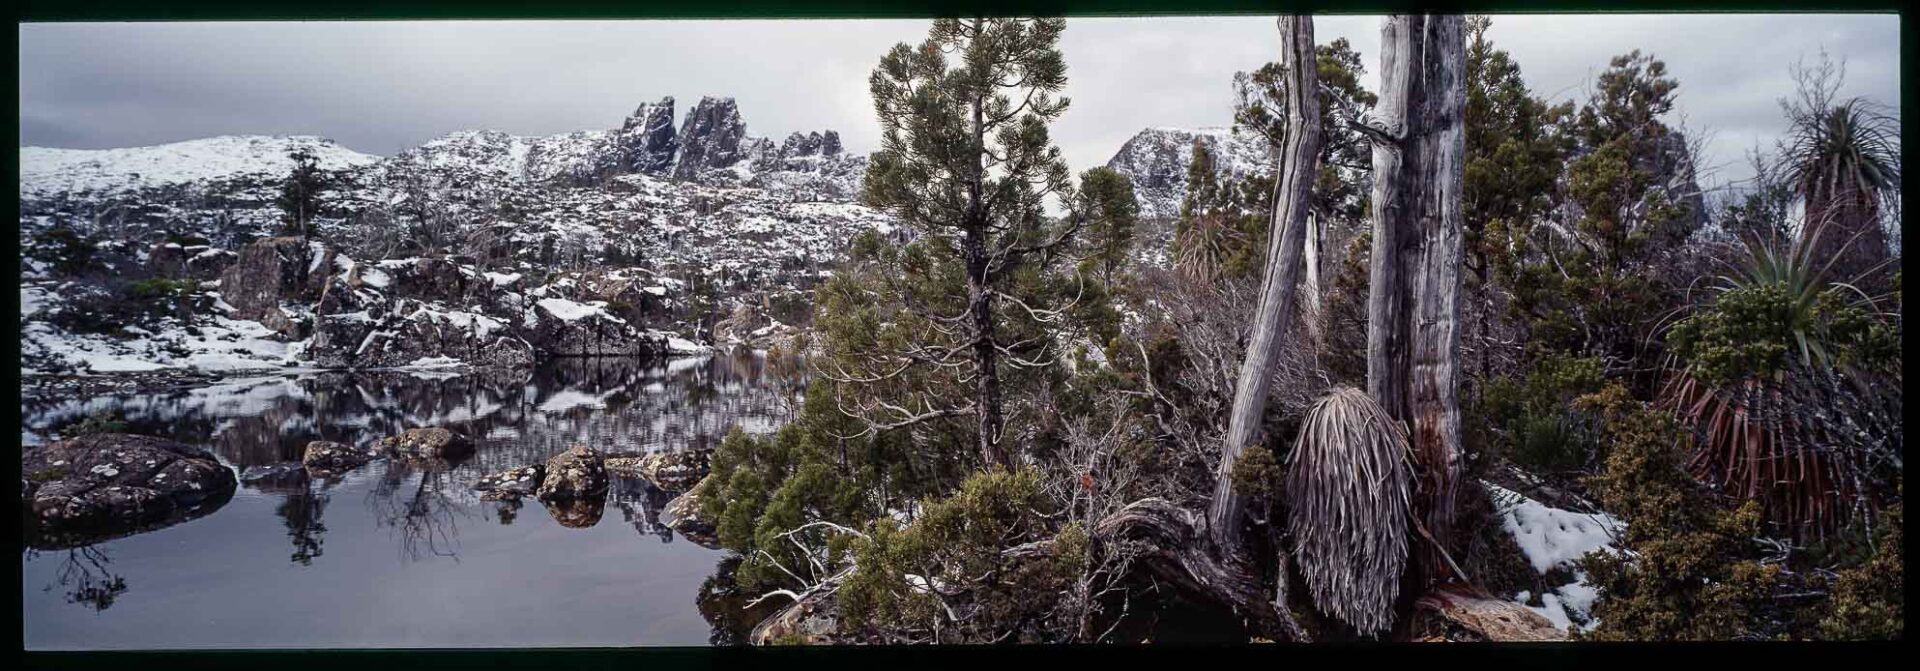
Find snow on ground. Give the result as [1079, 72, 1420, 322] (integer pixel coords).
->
[1486, 482, 1624, 633]
[20, 312, 298, 374]
[537, 297, 620, 323]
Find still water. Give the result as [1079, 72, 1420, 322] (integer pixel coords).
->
[20, 354, 805, 649]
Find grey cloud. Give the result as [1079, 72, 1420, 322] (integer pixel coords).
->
[17, 14, 1899, 190]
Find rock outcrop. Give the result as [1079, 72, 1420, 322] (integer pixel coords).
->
[376, 427, 474, 459]
[217, 237, 334, 339]
[538, 446, 610, 500]
[22, 433, 236, 547]
[617, 97, 679, 175]
[672, 96, 749, 180]
[1104, 126, 1271, 221]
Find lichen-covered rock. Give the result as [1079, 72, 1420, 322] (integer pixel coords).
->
[474, 464, 545, 497]
[660, 477, 720, 549]
[376, 427, 474, 459]
[302, 440, 374, 474]
[538, 446, 609, 500]
[22, 433, 236, 547]
[751, 589, 840, 645]
[606, 448, 712, 493]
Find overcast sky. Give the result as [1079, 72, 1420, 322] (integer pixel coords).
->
[17, 14, 1900, 189]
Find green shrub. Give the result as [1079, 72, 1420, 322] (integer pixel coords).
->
[1474, 354, 1607, 474]
[1818, 501, 1903, 639]
[1573, 386, 1804, 641]
[837, 468, 1089, 643]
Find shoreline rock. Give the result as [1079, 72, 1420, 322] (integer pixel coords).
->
[605, 448, 712, 493]
[474, 464, 545, 498]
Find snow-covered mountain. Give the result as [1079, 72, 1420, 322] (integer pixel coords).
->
[17, 90, 1268, 378]
[17, 96, 880, 378]
[1103, 126, 1272, 220]
[19, 135, 382, 201]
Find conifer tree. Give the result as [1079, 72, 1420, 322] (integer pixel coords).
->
[859, 18, 1076, 469]
[277, 148, 330, 239]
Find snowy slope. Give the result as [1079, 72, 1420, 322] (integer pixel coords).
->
[19, 135, 382, 199]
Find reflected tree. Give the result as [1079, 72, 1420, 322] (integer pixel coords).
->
[29, 545, 130, 612]
[368, 460, 470, 562]
[278, 479, 331, 566]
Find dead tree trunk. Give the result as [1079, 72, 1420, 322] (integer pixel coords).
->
[1365, 16, 1417, 423]
[1210, 14, 1324, 555]
[1407, 15, 1467, 589]
[1361, 14, 1468, 591]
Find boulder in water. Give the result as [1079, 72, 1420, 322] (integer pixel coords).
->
[537, 446, 609, 500]
[474, 464, 545, 498]
[22, 433, 236, 547]
[606, 448, 712, 493]
[302, 440, 374, 474]
[376, 427, 473, 459]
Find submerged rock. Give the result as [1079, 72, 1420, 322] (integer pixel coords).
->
[376, 427, 474, 459]
[239, 462, 310, 493]
[302, 440, 374, 474]
[538, 446, 609, 500]
[474, 464, 545, 497]
[22, 433, 236, 547]
[605, 448, 712, 493]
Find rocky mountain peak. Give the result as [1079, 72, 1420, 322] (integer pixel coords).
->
[615, 96, 678, 176]
[671, 96, 749, 180]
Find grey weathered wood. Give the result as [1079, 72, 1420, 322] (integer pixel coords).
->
[1365, 15, 1417, 423]
[1361, 14, 1468, 591]
[1407, 14, 1467, 588]
[1211, 15, 1324, 553]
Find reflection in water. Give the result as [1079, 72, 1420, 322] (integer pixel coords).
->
[695, 555, 784, 646]
[21, 352, 807, 472]
[21, 353, 805, 646]
[278, 479, 331, 566]
[23, 546, 130, 612]
[542, 495, 608, 529]
[612, 474, 677, 544]
[368, 459, 470, 563]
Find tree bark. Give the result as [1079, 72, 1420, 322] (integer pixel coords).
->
[966, 17, 1008, 470]
[1365, 15, 1467, 591]
[1366, 16, 1417, 423]
[1407, 14, 1467, 589]
[1210, 15, 1323, 553]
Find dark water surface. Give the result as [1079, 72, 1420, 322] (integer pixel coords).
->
[21, 354, 805, 649]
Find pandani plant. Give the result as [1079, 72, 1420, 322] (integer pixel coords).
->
[1283, 387, 1414, 637]
[1660, 221, 1902, 537]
